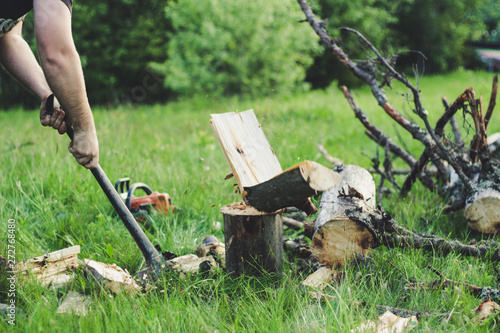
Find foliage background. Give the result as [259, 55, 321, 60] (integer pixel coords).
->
[0, 0, 499, 108]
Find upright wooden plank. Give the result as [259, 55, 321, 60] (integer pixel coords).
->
[210, 110, 282, 192]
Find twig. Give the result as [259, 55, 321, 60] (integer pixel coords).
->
[485, 74, 498, 130]
[400, 90, 469, 196]
[339, 26, 473, 192]
[283, 217, 315, 239]
[442, 96, 465, 150]
[405, 265, 500, 301]
[297, 0, 434, 150]
[341, 86, 417, 167]
[316, 143, 343, 166]
[467, 89, 491, 171]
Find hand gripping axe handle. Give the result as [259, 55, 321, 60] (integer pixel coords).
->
[46, 94, 167, 276]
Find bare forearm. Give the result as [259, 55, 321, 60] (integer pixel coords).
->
[39, 47, 95, 131]
[0, 25, 51, 100]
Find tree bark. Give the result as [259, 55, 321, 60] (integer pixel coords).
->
[311, 165, 377, 267]
[243, 160, 340, 214]
[221, 203, 283, 276]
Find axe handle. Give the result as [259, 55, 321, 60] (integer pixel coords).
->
[46, 94, 166, 274]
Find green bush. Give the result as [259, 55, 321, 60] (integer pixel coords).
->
[151, 0, 321, 98]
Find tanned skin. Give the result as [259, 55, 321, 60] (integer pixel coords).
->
[0, 0, 99, 169]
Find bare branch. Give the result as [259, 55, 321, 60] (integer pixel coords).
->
[485, 74, 498, 129]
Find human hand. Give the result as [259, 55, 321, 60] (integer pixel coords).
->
[40, 94, 69, 135]
[68, 127, 100, 169]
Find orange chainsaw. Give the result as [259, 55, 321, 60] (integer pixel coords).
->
[114, 178, 173, 222]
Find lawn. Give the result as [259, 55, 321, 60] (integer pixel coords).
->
[1, 69, 500, 332]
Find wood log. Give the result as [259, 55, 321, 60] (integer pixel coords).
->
[465, 182, 500, 233]
[210, 109, 282, 191]
[243, 161, 340, 214]
[311, 165, 377, 268]
[221, 203, 283, 276]
[15, 245, 80, 288]
[84, 259, 142, 295]
[210, 109, 317, 214]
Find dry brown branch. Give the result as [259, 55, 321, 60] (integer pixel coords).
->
[337, 26, 473, 192]
[485, 74, 498, 129]
[341, 86, 417, 167]
[400, 91, 469, 196]
[467, 89, 491, 170]
[297, 0, 434, 150]
[442, 97, 465, 150]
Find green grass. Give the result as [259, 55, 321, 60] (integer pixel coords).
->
[1, 69, 500, 332]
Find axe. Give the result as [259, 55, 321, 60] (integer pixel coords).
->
[45, 94, 167, 278]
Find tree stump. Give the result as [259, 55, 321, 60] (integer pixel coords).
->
[311, 164, 377, 268]
[221, 203, 283, 276]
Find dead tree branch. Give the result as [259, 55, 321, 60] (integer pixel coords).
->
[344, 208, 500, 261]
[485, 74, 498, 129]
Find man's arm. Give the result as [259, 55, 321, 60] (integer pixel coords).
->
[34, 0, 99, 169]
[0, 22, 69, 135]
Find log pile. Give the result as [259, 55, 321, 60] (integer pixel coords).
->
[297, 0, 500, 234]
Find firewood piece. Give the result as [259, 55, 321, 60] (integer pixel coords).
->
[167, 254, 217, 274]
[210, 109, 283, 192]
[221, 203, 283, 276]
[301, 266, 344, 290]
[15, 245, 80, 288]
[474, 300, 500, 322]
[56, 291, 91, 316]
[465, 183, 500, 233]
[195, 235, 225, 258]
[311, 165, 377, 268]
[84, 259, 142, 295]
[243, 161, 340, 214]
[355, 311, 418, 332]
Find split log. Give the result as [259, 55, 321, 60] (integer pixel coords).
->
[210, 109, 317, 215]
[84, 259, 142, 295]
[221, 203, 283, 276]
[15, 245, 80, 288]
[243, 161, 341, 214]
[464, 181, 500, 233]
[311, 165, 377, 268]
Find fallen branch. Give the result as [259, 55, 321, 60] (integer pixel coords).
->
[345, 208, 500, 261]
[406, 265, 500, 301]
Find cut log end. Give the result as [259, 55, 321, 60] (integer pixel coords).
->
[465, 188, 500, 233]
[311, 217, 376, 268]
